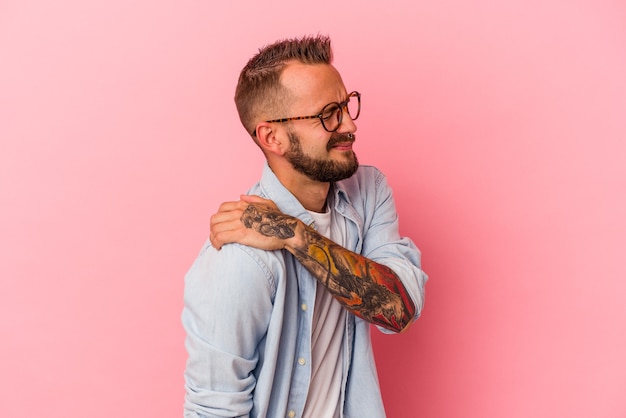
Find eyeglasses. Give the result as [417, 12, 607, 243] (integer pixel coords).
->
[265, 91, 361, 133]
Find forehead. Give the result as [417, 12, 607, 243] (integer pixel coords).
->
[280, 62, 347, 111]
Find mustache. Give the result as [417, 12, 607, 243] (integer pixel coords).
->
[327, 133, 356, 149]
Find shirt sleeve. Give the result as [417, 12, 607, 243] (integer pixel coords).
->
[182, 241, 275, 417]
[360, 168, 428, 333]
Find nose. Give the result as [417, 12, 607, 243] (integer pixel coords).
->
[337, 107, 357, 134]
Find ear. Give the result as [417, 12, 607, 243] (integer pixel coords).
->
[255, 122, 288, 156]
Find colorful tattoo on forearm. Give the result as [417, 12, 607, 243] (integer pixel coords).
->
[291, 227, 415, 332]
[241, 204, 416, 332]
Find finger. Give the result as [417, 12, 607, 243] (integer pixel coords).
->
[210, 217, 246, 250]
[211, 221, 249, 249]
[210, 208, 245, 227]
[209, 234, 222, 250]
[211, 217, 245, 235]
[240, 194, 278, 210]
[217, 199, 249, 213]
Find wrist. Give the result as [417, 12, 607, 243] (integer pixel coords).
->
[283, 218, 306, 253]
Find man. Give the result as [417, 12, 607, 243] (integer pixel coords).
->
[182, 35, 427, 418]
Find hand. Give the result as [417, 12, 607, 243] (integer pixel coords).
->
[210, 195, 301, 251]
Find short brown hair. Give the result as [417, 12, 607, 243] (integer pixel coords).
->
[234, 35, 333, 137]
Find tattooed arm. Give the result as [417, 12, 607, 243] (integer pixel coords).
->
[210, 195, 416, 333]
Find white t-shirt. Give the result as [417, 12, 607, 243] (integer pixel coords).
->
[302, 208, 348, 418]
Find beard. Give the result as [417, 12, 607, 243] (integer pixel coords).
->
[285, 131, 359, 183]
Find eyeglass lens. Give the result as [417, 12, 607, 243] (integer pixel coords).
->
[321, 93, 360, 132]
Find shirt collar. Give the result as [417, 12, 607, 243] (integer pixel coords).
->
[257, 162, 353, 224]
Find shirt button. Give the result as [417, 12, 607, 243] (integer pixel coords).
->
[298, 357, 306, 366]
[301, 303, 307, 311]
[288, 410, 296, 418]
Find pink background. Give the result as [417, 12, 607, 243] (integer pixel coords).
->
[1, 1, 625, 417]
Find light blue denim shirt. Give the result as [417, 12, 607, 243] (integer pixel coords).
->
[182, 163, 427, 418]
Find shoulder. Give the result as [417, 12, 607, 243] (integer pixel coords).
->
[185, 240, 285, 302]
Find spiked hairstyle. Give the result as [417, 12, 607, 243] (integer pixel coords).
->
[234, 35, 333, 137]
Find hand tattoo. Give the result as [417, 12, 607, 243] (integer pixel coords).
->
[241, 205, 298, 239]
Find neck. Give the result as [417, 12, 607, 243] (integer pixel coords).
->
[269, 161, 330, 212]
[293, 181, 330, 213]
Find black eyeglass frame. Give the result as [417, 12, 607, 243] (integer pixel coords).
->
[262, 91, 361, 134]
